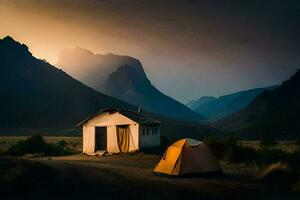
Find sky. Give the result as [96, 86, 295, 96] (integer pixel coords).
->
[0, 0, 300, 103]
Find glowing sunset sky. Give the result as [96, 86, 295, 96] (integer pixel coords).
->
[0, 0, 299, 103]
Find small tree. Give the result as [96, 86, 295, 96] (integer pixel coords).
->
[259, 138, 277, 149]
[295, 135, 300, 146]
[57, 140, 68, 148]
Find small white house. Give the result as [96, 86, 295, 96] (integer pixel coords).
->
[77, 109, 161, 155]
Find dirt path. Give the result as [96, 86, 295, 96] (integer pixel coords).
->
[1, 154, 299, 200]
[34, 154, 267, 200]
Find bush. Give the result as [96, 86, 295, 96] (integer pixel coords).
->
[289, 148, 300, 165]
[5, 135, 74, 156]
[259, 138, 277, 149]
[259, 149, 290, 164]
[204, 136, 241, 160]
[57, 140, 67, 148]
[205, 137, 300, 167]
[204, 137, 226, 159]
[226, 145, 258, 163]
[295, 135, 300, 146]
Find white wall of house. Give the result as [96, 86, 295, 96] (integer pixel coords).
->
[82, 125, 95, 154]
[82, 112, 140, 154]
[139, 125, 160, 148]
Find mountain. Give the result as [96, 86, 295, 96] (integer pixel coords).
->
[57, 48, 141, 90]
[0, 36, 133, 134]
[188, 86, 276, 120]
[186, 96, 216, 110]
[213, 70, 300, 139]
[57, 47, 201, 121]
[0, 36, 214, 139]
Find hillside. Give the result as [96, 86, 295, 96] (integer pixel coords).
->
[0, 36, 132, 134]
[186, 96, 216, 110]
[57, 48, 201, 121]
[213, 70, 300, 139]
[188, 86, 276, 120]
[102, 65, 201, 120]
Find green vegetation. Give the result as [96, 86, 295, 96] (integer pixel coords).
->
[259, 138, 277, 148]
[3, 135, 76, 156]
[295, 135, 300, 145]
[204, 136, 300, 167]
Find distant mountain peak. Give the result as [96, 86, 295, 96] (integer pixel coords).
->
[213, 69, 300, 138]
[188, 86, 276, 120]
[2, 35, 15, 42]
[102, 64, 151, 95]
[186, 96, 216, 110]
[0, 35, 31, 56]
[73, 46, 95, 56]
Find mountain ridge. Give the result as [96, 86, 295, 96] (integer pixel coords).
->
[102, 64, 201, 120]
[213, 70, 300, 139]
[0, 36, 133, 134]
[57, 47, 202, 121]
[187, 86, 276, 120]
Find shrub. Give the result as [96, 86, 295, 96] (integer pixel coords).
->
[295, 135, 300, 146]
[226, 145, 258, 163]
[204, 137, 226, 159]
[259, 138, 277, 149]
[289, 148, 300, 165]
[258, 149, 289, 164]
[205, 137, 300, 167]
[5, 135, 74, 156]
[205, 136, 242, 160]
[57, 140, 67, 148]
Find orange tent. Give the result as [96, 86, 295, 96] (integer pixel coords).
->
[154, 138, 222, 176]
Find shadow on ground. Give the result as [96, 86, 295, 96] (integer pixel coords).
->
[0, 154, 299, 200]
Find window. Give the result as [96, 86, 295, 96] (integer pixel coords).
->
[154, 128, 157, 134]
[142, 128, 145, 135]
[147, 128, 149, 135]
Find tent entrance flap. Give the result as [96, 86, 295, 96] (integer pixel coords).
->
[95, 127, 107, 150]
[117, 125, 130, 153]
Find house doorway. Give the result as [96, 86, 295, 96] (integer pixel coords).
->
[95, 127, 107, 150]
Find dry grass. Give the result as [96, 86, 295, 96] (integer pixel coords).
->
[258, 162, 299, 191]
[1, 137, 298, 153]
[0, 136, 82, 152]
[258, 162, 290, 178]
[239, 140, 298, 152]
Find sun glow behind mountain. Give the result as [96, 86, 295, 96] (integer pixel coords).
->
[1, 0, 299, 103]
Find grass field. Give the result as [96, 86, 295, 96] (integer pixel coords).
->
[239, 141, 299, 152]
[0, 136, 298, 152]
[0, 136, 82, 152]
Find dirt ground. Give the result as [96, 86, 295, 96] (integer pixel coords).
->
[0, 137, 300, 199]
[1, 153, 298, 200]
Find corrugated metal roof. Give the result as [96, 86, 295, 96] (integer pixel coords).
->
[76, 108, 160, 127]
